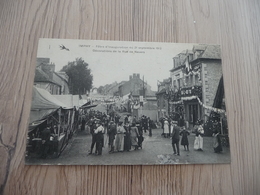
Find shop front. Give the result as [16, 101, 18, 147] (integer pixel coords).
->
[170, 85, 202, 128]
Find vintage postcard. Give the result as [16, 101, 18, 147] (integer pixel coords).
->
[25, 39, 230, 165]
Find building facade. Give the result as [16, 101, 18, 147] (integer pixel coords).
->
[156, 78, 171, 120]
[169, 45, 224, 131]
[34, 58, 69, 95]
[118, 73, 153, 97]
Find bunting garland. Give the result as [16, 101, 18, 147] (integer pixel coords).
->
[170, 96, 226, 115]
[196, 96, 226, 115]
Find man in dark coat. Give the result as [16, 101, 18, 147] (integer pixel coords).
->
[108, 121, 117, 153]
[172, 125, 181, 155]
[94, 121, 104, 155]
[81, 117, 86, 131]
[88, 120, 97, 154]
[41, 125, 51, 158]
[147, 117, 153, 136]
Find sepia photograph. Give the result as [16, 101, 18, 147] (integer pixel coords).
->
[25, 39, 230, 165]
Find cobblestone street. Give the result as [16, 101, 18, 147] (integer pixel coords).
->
[26, 128, 230, 165]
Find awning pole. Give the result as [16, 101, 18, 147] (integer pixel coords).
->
[58, 108, 61, 136]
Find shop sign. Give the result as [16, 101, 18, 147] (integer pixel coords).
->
[180, 86, 202, 98]
[181, 88, 192, 96]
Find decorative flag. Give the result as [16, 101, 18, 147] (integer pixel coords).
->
[185, 58, 192, 74]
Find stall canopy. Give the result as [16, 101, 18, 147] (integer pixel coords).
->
[29, 87, 70, 125]
[53, 94, 89, 109]
[53, 95, 74, 108]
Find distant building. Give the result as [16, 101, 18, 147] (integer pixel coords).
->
[53, 72, 70, 94]
[34, 58, 69, 95]
[156, 78, 171, 119]
[118, 73, 153, 98]
[115, 73, 157, 119]
[103, 81, 126, 96]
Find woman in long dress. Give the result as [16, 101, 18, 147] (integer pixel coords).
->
[194, 124, 204, 151]
[213, 129, 223, 153]
[124, 123, 131, 151]
[164, 120, 170, 138]
[180, 127, 190, 151]
[130, 123, 139, 150]
[114, 122, 125, 152]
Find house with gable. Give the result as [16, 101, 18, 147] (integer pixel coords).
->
[34, 58, 69, 95]
[169, 44, 225, 134]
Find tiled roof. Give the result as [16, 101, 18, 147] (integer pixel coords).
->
[193, 44, 221, 59]
[200, 45, 221, 59]
[34, 68, 60, 86]
[34, 68, 52, 82]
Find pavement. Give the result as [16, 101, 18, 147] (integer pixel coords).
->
[26, 127, 231, 165]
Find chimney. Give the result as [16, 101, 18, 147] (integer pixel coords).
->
[137, 73, 140, 78]
[129, 75, 132, 80]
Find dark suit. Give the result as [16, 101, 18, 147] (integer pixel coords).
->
[172, 125, 180, 155]
[41, 127, 51, 158]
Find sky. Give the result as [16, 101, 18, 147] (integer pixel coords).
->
[37, 39, 194, 91]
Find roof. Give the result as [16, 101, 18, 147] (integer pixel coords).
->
[34, 68, 52, 83]
[31, 87, 68, 110]
[156, 88, 166, 95]
[118, 81, 127, 87]
[53, 72, 69, 84]
[34, 68, 61, 86]
[200, 45, 221, 59]
[193, 44, 221, 59]
[29, 87, 70, 124]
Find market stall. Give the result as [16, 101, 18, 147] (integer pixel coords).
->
[27, 87, 76, 158]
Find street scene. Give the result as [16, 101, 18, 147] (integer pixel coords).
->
[25, 39, 230, 165]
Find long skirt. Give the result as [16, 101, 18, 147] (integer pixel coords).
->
[115, 134, 124, 152]
[164, 124, 170, 134]
[213, 135, 223, 153]
[194, 135, 203, 150]
[124, 134, 131, 151]
[131, 135, 138, 146]
[181, 135, 189, 146]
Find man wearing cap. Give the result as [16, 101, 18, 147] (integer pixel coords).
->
[88, 120, 98, 155]
[172, 124, 181, 156]
[94, 121, 105, 155]
[40, 125, 51, 158]
[107, 120, 117, 153]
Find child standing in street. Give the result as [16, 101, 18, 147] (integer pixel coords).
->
[180, 127, 190, 151]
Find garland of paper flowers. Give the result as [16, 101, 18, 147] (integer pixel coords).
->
[169, 95, 226, 115]
[196, 96, 226, 115]
[182, 66, 201, 86]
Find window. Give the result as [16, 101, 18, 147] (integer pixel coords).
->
[177, 79, 181, 88]
[190, 74, 193, 86]
[195, 74, 199, 85]
[173, 80, 176, 88]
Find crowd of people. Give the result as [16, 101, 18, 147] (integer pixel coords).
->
[29, 107, 225, 160]
[80, 110, 155, 156]
[79, 109, 225, 158]
[159, 116, 224, 156]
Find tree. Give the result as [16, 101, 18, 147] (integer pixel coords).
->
[61, 58, 93, 95]
[97, 86, 105, 94]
